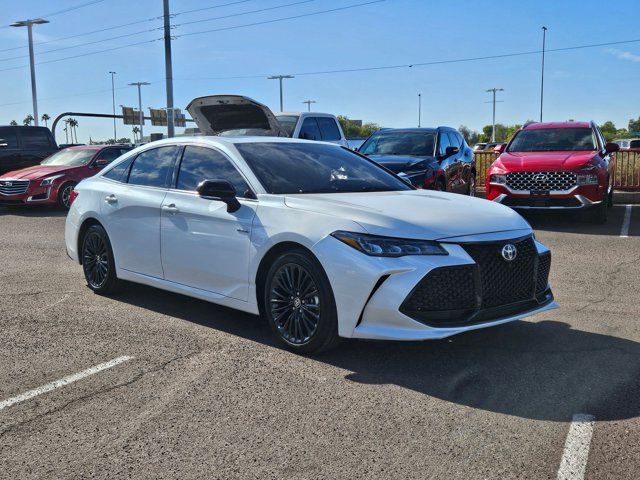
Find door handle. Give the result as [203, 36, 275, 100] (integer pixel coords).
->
[105, 194, 117, 204]
[162, 203, 180, 214]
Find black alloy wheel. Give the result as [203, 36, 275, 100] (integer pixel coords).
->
[82, 225, 119, 293]
[264, 250, 340, 353]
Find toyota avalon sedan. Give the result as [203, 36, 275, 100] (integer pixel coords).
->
[65, 137, 557, 353]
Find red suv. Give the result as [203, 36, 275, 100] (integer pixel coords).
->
[0, 145, 131, 209]
[486, 121, 618, 223]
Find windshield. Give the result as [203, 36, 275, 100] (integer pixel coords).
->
[235, 142, 412, 194]
[508, 128, 597, 152]
[41, 149, 96, 166]
[275, 115, 299, 136]
[359, 131, 436, 156]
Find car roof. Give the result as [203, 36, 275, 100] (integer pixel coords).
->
[275, 112, 336, 117]
[523, 121, 591, 130]
[142, 135, 340, 148]
[376, 128, 438, 133]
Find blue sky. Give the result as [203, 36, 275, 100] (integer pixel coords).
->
[1, 0, 639, 142]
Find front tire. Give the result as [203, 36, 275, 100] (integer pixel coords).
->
[81, 225, 120, 294]
[57, 182, 77, 210]
[263, 250, 340, 354]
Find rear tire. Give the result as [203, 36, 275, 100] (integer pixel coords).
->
[263, 250, 340, 354]
[81, 225, 120, 294]
[57, 182, 77, 210]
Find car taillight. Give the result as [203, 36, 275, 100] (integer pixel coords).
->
[68, 189, 79, 206]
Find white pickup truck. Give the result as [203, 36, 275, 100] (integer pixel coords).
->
[186, 95, 348, 147]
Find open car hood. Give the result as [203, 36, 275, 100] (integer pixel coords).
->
[186, 95, 289, 137]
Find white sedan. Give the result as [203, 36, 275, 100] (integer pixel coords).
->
[65, 136, 557, 353]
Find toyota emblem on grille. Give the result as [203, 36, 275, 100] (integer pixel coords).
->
[501, 244, 517, 261]
[533, 173, 547, 183]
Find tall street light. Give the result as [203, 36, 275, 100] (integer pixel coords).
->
[163, 0, 175, 138]
[268, 75, 294, 111]
[540, 26, 548, 122]
[486, 88, 504, 142]
[418, 93, 422, 128]
[11, 18, 49, 127]
[109, 71, 117, 142]
[302, 100, 316, 112]
[128, 82, 150, 141]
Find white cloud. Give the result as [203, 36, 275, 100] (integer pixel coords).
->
[605, 48, 640, 63]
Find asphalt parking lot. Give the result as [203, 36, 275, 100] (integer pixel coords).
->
[1, 203, 639, 479]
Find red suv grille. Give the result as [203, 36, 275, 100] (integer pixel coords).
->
[506, 171, 577, 191]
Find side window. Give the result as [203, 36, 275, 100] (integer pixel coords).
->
[299, 117, 321, 141]
[176, 146, 251, 197]
[95, 148, 123, 164]
[438, 133, 451, 155]
[0, 128, 18, 148]
[447, 132, 461, 149]
[21, 129, 52, 148]
[103, 156, 134, 182]
[128, 146, 179, 188]
[316, 117, 341, 141]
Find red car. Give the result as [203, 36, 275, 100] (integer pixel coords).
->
[486, 121, 619, 223]
[0, 145, 131, 209]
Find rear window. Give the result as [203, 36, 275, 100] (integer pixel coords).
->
[21, 128, 52, 148]
[509, 128, 597, 152]
[0, 128, 18, 148]
[630, 140, 640, 149]
[276, 115, 298, 136]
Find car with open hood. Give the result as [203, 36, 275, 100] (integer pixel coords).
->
[65, 132, 556, 354]
[486, 121, 618, 223]
[358, 127, 476, 194]
[0, 145, 131, 209]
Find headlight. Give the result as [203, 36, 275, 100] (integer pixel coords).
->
[576, 174, 598, 185]
[40, 174, 65, 187]
[331, 231, 448, 257]
[490, 174, 507, 184]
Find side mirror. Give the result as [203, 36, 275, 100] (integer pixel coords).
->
[196, 179, 241, 213]
[93, 159, 109, 168]
[494, 144, 506, 154]
[444, 146, 459, 157]
[604, 142, 620, 154]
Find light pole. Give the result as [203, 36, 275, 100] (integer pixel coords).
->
[418, 93, 422, 128]
[109, 71, 117, 142]
[486, 88, 504, 142]
[268, 75, 294, 111]
[11, 18, 49, 127]
[128, 82, 150, 141]
[302, 100, 316, 112]
[540, 26, 548, 122]
[163, 0, 175, 138]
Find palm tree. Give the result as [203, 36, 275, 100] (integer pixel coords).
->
[132, 126, 140, 143]
[23, 114, 34, 126]
[68, 118, 79, 143]
[63, 119, 70, 143]
[9, 120, 18, 126]
[41, 113, 50, 127]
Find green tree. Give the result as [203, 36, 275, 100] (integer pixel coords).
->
[458, 125, 480, 145]
[600, 121, 618, 141]
[132, 126, 140, 143]
[68, 118, 79, 143]
[23, 114, 34, 126]
[41, 113, 50, 127]
[629, 117, 640, 135]
[9, 120, 18, 126]
[337, 115, 381, 138]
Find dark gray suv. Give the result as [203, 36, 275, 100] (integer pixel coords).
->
[0, 126, 59, 175]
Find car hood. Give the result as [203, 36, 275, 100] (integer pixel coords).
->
[367, 155, 435, 174]
[186, 94, 289, 137]
[496, 151, 597, 170]
[0, 164, 78, 180]
[284, 190, 530, 240]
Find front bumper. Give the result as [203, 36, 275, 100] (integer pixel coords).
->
[314, 232, 557, 341]
[487, 184, 606, 210]
[0, 180, 55, 205]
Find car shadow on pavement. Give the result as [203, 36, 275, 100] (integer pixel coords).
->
[0, 205, 67, 218]
[114, 282, 640, 423]
[522, 206, 636, 236]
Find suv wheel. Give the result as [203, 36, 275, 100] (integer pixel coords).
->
[263, 250, 340, 354]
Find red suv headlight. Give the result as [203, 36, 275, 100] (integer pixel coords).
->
[490, 174, 507, 184]
[576, 174, 598, 185]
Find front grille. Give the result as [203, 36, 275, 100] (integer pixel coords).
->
[506, 171, 577, 191]
[400, 236, 553, 326]
[464, 237, 537, 308]
[0, 179, 29, 195]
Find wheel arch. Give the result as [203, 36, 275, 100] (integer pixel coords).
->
[76, 217, 104, 265]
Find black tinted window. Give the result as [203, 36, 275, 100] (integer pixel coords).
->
[95, 148, 124, 163]
[316, 117, 341, 141]
[299, 118, 321, 141]
[128, 146, 179, 188]
[103, 156, 134, 182]
[509, 128, 597, 152]
[359, 131, 436, 156]
[177, 146, 251, 197]
[21, 128, 52, 148]
[0, 128, 18, 148]
[236, 142, 411, 194]
[438, 133, 451, 155]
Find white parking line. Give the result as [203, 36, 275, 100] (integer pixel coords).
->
[0, 356, 133, 412]
[557, 413, 596, 480]
[620, 205, 632, 238]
